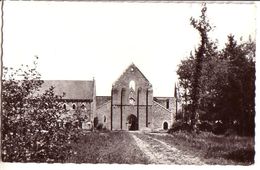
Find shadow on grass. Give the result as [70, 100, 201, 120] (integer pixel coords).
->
[225, 148, 255, 164]
[67, 131, 149, 164]
[151, 131, 254, 165]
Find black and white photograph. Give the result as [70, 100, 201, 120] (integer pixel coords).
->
[0, 0, 257, 168]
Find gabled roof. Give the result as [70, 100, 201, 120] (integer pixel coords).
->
[113, 63, 151, 86]
[39, 80, 94, 100]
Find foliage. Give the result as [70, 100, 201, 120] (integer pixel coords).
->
[2, 57, 77, 162]
[189, 3, 213, 128]
[176, 4, 255, 136]
[168, 121, 193, 133]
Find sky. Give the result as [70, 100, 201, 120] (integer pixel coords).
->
[2, 1, 256, 96]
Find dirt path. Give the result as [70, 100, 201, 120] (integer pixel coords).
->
[130, 132, 204, 165]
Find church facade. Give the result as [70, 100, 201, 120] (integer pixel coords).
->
[40, 63, 176, 131]
[96, 64, 176, 131]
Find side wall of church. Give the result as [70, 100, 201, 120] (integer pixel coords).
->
[152, 101, 175, 131]
[91, 80, 97, 124]
[61, 101, 93, 129]
[96, 101, 111, 130]
[62, 101, 92, 119]
[153, 97, 176, 114]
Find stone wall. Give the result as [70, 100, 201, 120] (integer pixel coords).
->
[96, 100, 111, 129]
[60, 100, 93, 129]
[96, 96, 111, 108]
[111, 64, 153, 130]
[95, 64, 176, 131]
[62, 101, 91, 119]
[152, 101, 175, 131]
[153, 97, 176, 113]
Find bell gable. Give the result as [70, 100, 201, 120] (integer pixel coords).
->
[113, 63, 152, 90]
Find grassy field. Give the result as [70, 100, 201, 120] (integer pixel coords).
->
[149, 131, 255, 165]
[66, 130, 254, 165]
[67, 130, 149, 164]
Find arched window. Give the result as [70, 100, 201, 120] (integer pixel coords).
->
[72, 104, 76, 110]
[163, 122, 168, 130]
[63, 104, 66, 110]
[129, 80, 135, 91]
[81, 104, 85, 109]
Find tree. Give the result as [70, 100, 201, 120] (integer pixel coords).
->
[189, 3, 213, 129]
[220, 35, 256, 136]
[176, 4, 255, 136]
[176, 53, 195, 122]
[2, 56, 74, 162]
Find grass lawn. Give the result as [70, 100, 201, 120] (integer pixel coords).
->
[67, 130, 149, 164]
[149, 131, 254, 165]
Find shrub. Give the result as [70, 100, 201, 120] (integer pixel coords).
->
[212, 121, 226, 135]
[168, 121, 193, 133]
[197, 121, 213, 132]
[1, 58, 76, 162]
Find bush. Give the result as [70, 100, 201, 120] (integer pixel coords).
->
[197, 121, 213, 132]
[212, 121, 226, 135]
[168, 121, 193, 133]
[1, 58, 76, 162]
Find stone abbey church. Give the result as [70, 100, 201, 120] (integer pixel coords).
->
[40, 64, 176, 131]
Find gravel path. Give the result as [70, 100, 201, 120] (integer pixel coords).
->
[131, 132, 204, 165]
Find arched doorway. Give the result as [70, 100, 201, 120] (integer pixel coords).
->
[163, 122, 168, 130]
[127, 114, 138, 131]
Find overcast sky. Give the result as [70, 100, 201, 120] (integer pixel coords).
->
[3, 1, 256, 96]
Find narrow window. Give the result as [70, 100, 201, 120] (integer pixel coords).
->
[129, 80, 135, 91]
[63, 104, 66, 110]
[104, 116, 106, 123]
[166, 99, 169, 109]
[72, 104, 76, 110]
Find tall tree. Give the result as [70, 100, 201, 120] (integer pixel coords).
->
[176, 4, 255, 136]
[189, 3, 212, 128]
[221, 35, 256, 135]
